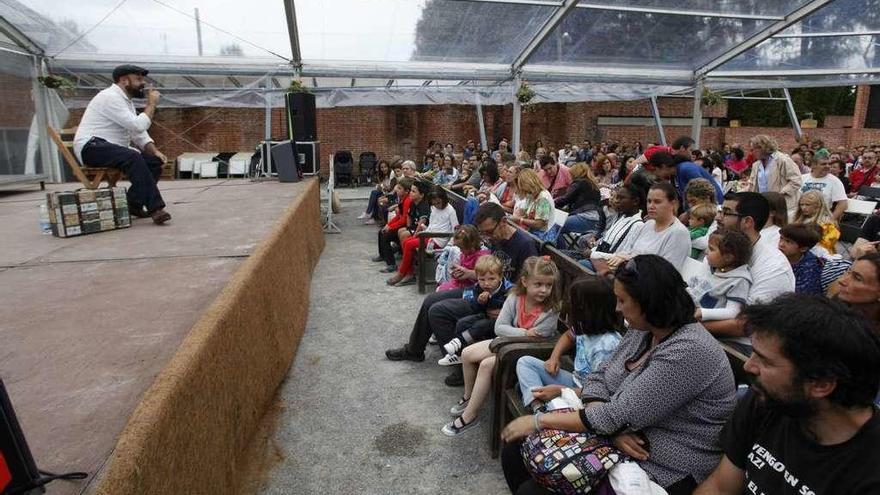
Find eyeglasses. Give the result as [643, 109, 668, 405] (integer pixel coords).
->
[478, 221, 501, 237]
[721, 208, 743, 218]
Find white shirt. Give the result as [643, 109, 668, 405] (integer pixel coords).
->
[759, 225, 781, 250]
[74, 84, 153, 162]
[748, 236, 795, 305]
[800, 173, 847, 209]
[425, 204, 459, 247]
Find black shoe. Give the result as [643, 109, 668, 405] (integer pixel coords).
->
[385, 346, 425, 362]
[371, 256, 385, 263]
[379, 265, 397, 273]
[129, 204, 150, 218]
[444, 367, 464, 387]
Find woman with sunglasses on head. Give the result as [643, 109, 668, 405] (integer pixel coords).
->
[501, 255, 736, 495]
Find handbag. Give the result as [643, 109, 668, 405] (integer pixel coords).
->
[521, 410, 627, 494]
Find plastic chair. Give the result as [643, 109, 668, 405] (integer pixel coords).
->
[334, 151, 354, 187]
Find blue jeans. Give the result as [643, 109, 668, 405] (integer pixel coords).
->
[366, 189, 382, 216]
[516, 355, 577, 407]
[555, 213, 600, 249]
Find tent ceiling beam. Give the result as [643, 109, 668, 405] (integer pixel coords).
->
[694, 0, 837, 77]
[512, 0, 581, 71]
[448, 0, 784, 20]
[773, 30, 880, 39]
[283, 0, 302, 66]
[0, 15, 43, 55]
[711, 67, 880, 77]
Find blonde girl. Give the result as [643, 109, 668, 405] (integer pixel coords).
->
[793, 189, 840, 255]
[442, 256, 561, 436]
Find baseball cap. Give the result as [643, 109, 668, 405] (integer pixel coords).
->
[112, 64, 149, 82]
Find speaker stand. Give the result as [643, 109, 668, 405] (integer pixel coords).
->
[323, 155, 341, 234]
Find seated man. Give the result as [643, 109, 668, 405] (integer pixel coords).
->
[74, 64, 171, 224]
[385, 202, 538, 386]
[695, 293, 880, 494]
[702, 192, 795, 354]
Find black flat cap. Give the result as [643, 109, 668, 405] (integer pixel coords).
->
[112, 64, 149, 82]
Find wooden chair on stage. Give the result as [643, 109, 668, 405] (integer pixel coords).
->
[47, 126, 125, 189]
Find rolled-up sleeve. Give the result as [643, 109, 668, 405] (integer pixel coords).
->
[132, 129, 154, 150]
[100, 92, 151, 134]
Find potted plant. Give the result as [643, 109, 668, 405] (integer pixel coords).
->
[516, 81, 536, 105]
[38, 74, 75, 92]
[700, 86, 723, 107]
[287, 79, 311, 94]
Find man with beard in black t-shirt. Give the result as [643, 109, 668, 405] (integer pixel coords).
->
[695, 293, 880, 495]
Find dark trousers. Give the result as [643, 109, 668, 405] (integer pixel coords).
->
[377, 227, 403, 266]
[405, 288, 468, 353]
[501, 440, 698, 495]
[81, 138, 165, 212]
[455, 314, 496, 346]
[366, 189, 382, 217]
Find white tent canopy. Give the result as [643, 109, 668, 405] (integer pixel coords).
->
[1, 0, 878, 180]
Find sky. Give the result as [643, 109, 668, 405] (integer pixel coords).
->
[19, 0, 424, 62]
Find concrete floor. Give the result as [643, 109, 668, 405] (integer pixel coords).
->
[0, 178, 311, 495]
[256, 200, 508, 494]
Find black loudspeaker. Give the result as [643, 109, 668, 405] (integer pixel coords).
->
[270, 140, 300, 183]
[285, 92, 317, 141]
[0, 379, 44, 495]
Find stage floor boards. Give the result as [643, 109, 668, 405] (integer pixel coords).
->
[0, 178, 311, 494]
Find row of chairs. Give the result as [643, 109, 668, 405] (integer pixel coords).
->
[416, 188, 751, 458]
[334, 151, 378, 187]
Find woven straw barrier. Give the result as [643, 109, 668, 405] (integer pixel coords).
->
[91, 179, 325, 495]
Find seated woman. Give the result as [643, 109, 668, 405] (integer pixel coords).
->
[386, 186, 459, 287]
[793, 190, 840, 257]
[449, 156, 482, 193]
[835, 252, 880, 324]
[515, 277, 622, 412]
[433, 155, 460, 186]
[578, 184, 645, 271]
[501, 255, 736, 495]
[600, 182, 691, 274]
[510, 168, 555, 242]
[358, 159, 394, 225]
[553, 162, 603, 249]
[499, 165, 521, 213]
[474, 161, 507, 202]
[373, 177, 413, 271]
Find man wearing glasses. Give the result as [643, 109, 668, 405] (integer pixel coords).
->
[701, 192, 795, 354]
[385, 203, 538, 386]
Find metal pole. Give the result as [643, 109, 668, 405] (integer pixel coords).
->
[783, 87, 803, 141]
[32, 56, 60, 182]
[691, 79, 704, 147]
[512, 75, 522, 156]
[194, 8, 203, 56]
[476, 94, 487, 151]
[649, 96, 666, 146]
[263, 85, 272, 177]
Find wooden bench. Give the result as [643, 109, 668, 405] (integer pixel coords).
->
[47, 126, 126, 189]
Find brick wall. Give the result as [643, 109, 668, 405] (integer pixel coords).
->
[0, 73, 35, 128]
[64, 94, 880, 178]
[853, 85, 871, 129]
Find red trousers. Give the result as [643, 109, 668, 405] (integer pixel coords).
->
[398, 236, 422, 276]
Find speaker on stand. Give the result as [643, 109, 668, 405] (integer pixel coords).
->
[285, 92, 320, 175]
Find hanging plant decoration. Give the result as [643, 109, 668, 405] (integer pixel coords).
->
[38, 74, 76, 91]
[287, 78, 311, 94]
[516, 81, 536, 105]
[701, 86, 723, 107]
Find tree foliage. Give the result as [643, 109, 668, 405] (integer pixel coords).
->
[727, 87, 857, 127]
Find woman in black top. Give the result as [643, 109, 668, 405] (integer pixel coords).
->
[831, 158, 851, 195]
[554, 162, 604, 249]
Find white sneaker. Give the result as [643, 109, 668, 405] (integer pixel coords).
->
[438, 353, 461, 366]
[441, 415, 480, 437]
[364, 218, 376, 225]
[443, 338, 463, 356]
[357, 212, 368, 219]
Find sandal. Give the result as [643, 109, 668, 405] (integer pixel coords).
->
[441, 414, 480, 437]
[386, 273, 403, 285]
[450, 396, 470, 416]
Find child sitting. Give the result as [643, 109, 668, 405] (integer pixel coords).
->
[778, 223, 824, 294]
[438, 255, 513, 365]
[793, 190, 840, 257]
[442, 256, 561, 436]
[515, 277, 622, 412]
[688, 203, 716, 260]
[686, 230, 753, 322]
[435, 225, 490, 292]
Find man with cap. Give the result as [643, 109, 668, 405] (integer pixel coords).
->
[74, 64, 171, 224]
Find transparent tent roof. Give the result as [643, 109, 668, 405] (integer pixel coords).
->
[2, 0, 879, 107]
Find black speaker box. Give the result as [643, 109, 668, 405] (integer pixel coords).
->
[1, 379, 44, 495]
[270, 140, 300, 183]
[285, 92, 317, 142]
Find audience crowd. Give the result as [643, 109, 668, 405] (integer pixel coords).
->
[360, 134, 880, 494]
